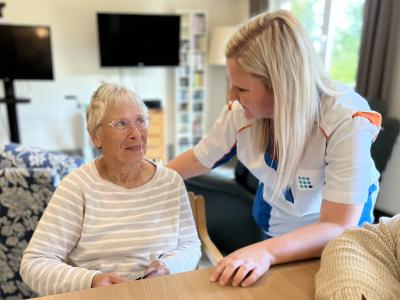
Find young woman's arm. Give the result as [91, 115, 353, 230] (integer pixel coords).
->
[167, 103, 240, 179]
[210, 200, 363, 287]
[166, 149, 211, 179]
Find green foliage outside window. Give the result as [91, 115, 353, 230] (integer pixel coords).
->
[329, 4, 363, 86]
[288, 0, 365, 86]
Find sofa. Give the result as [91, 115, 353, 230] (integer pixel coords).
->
[185, 110, 400, 255]
[0, 143, 84, 299]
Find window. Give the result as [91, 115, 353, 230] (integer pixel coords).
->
[271, 0, 365, 86]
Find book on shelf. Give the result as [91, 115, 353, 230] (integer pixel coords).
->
[194, 53, 203, 71]
[193, 90, 204, 101]
[193, 14, 206, 34]
[194, 35, 206, 52]
[193, 72, 203, 88]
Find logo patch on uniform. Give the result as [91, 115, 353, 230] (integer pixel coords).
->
[298, 176, 313, 190]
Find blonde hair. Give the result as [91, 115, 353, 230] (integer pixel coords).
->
[226, 10, 338, 200]
[86, 83, 148, 134]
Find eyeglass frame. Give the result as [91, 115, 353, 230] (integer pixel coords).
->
[96, 115, 151, 132]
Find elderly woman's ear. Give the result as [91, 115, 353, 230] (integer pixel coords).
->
[90, 131, 102, 150]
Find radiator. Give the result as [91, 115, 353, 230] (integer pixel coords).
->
[375, 134, 400, 215]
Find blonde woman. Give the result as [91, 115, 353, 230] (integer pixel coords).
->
[167, 10, 381, 287]
[21, 83, 200, 296]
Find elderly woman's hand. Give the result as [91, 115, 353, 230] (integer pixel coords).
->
[91, 272, 127, 288]
[210, 242, 273, 287]
[143, 260, 170, 278]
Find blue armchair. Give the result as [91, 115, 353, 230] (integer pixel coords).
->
[0, 143, 84, 299]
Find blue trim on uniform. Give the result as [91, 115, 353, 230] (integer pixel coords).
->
[212, 144, 237, 169]
[283, 187, 294, 203]
[358, 184, 377, 226]
[264, 152, 278, 171]
[252, 183, 272, 232]
[263, 232, 272, 239]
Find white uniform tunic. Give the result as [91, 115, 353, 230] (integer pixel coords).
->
[194, 87, 381, 237]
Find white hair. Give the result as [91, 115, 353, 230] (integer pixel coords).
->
[86, 82, 148, 134]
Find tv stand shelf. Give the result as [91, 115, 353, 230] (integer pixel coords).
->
[0, 98, 30, 104]
[1, 78, 31, 143]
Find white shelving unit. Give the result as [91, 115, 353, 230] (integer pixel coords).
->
[175, 11, 207, 156]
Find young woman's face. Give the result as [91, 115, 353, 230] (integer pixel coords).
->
[227, 58, 274, 119]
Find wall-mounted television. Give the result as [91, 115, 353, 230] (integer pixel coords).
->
[0, 24, 53, 79]
[97, 13, 180, 67]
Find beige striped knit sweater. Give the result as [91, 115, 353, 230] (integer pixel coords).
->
[20, 161, 201, 296]
[316, 214, 400, 299]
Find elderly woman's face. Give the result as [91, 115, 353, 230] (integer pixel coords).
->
[92, 102, 148, 165]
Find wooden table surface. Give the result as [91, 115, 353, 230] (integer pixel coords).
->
[32, 259, 320, 300]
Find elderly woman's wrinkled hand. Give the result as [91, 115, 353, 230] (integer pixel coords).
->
[143, 259, 170, 278]
[210, 242, 273, 287]
[91, 272, 127, 288]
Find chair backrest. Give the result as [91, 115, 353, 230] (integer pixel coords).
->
[371, 117, 400, 173]
[188, 192, 223, 266]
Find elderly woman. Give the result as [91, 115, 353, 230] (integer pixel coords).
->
[316, 214, 400, 299]
[20, 83, 201, 296]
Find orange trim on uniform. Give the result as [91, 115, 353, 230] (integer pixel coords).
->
[352, 111, 382, 141]
[352, 111, 382, 128]
[319, 127, 328, 139]
[238, 124, 252, 133]
[227, 100, 236, 111]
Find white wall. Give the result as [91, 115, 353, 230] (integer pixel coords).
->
[0, 0, 248, 151]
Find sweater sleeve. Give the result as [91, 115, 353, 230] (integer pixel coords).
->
[20, 173, 100, 296]
[159, 176, 201, 273]
[315, 214, 400, 300]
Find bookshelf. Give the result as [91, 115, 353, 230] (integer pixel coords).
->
[175, 11, 207, 156]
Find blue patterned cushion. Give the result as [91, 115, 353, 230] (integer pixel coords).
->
[0, 168, 58, 299]
[0, 143, 84, 179]
[0, 144, 84, 299]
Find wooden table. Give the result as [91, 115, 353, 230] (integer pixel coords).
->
[32, 260, 320, 300]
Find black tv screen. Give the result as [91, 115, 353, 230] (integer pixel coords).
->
[97, 13, 180, 67]
[0, 24, 53, 80]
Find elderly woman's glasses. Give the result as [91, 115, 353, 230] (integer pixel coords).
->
[100, 116, 151, 131]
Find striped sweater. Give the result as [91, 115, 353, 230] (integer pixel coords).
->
[20, 160, 201, 296]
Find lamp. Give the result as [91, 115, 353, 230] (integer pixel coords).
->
[208, 26, 237, 65]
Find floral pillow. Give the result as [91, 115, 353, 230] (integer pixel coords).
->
[0, 143, 84, 179]
[0, 144, 84, 299]
[0, 167, 59, 299]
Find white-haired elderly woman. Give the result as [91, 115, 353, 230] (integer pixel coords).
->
[20, 83, 201, 296]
